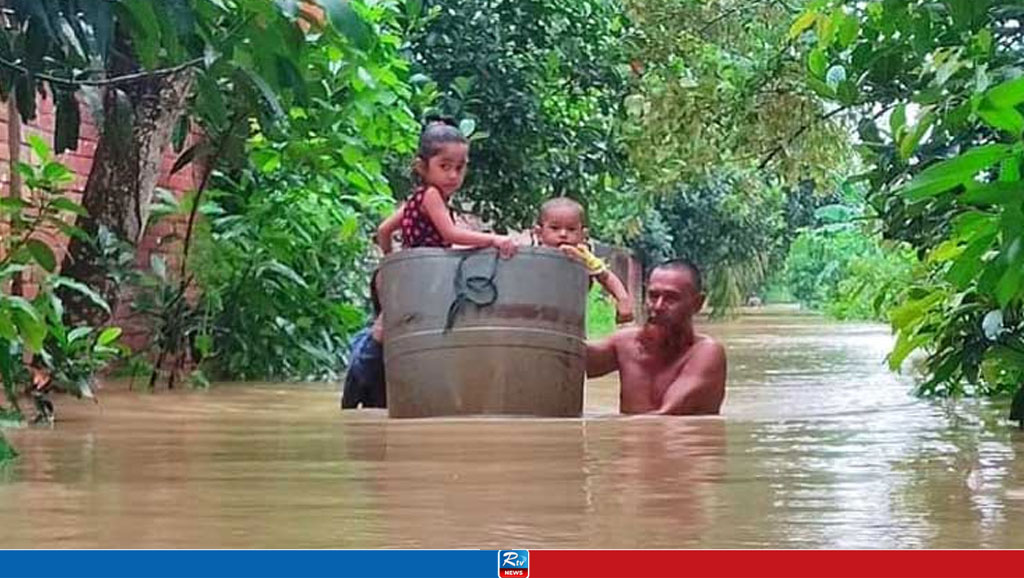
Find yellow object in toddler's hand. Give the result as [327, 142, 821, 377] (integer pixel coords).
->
[560, 244, 607, 276]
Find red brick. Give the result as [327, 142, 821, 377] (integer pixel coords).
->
[79, 122, 99, 141]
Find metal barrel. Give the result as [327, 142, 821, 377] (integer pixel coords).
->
[380, 246, 587, 418]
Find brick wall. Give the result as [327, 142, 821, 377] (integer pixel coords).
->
[1, 92, 201, 345]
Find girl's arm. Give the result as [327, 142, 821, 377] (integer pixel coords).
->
[420, 187, 517, 257]
[376, 203, 405, 255]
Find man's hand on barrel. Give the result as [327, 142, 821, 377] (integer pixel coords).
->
[615, 298, 635, 324]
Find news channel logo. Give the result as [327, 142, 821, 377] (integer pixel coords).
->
[497, 549, 529, 578]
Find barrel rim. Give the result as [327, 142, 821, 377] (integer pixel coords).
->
[381, 245, 587, 270]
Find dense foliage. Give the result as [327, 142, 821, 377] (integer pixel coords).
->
[183, 2, 422, 380]
[606, 0, 856, 310]
[793, 0, 1024, 396]
[782, 199, 916, 320]
[404, 0, 636, 230]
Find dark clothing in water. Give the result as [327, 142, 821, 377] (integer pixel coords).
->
[341, 327, 386, 409]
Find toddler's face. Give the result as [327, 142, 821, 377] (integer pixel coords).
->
[536, 206, 585, 247]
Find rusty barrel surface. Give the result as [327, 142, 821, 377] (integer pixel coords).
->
[380, 247, 587, 418]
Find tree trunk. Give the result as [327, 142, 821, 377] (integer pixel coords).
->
[59, 71, 193, 325]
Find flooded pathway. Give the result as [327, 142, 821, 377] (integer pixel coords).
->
[2, 309, 1022, 548]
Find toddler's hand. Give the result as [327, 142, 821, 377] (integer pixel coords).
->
[493, 235, 518, 259]
[559, 244, 586, 263]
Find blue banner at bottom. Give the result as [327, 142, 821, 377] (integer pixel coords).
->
[0, 550, 507, 578]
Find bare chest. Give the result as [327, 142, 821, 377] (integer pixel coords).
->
[617, 345, 688, 412]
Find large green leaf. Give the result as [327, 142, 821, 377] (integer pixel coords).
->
[995, 238, 1024, 307]
[0, 312, 16, 341]
[0, 198, 30, 213]
[945, 231, 996, 289]
[98, 327, 123, 346]
[13, 309, 46, 352]
[899, 109, 935, 160]
[807, 48, 827, 78]
[888, 332, 930, 370]
[889, 290, 945, 329]
[789, 11, 818, 39]
[889, 103, 906, 138]
[67, 326, 94, 344]
[978, 97, 1024, 136]
[985, 76, 1024, 109]
[51, 197, 89, 216]
[52, 277, 110, 313]
[960, 181, 1024, 206]
[319, 0, 373, 51]
[26, 239, 57, 272]
[902, 144, 1015, 200]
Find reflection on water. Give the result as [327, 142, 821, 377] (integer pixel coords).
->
[1, 308, 1022, 548]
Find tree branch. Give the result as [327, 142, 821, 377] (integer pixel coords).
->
[0, 56, 204, 89]
[757, 105, 850, 170]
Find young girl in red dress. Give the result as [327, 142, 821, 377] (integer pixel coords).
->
[376, 117, 517, 257]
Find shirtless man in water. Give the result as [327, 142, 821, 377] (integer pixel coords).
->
[586, 260, 726, 415]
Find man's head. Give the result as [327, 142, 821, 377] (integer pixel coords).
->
[639, 260, 704, 355]
[535, 197, 587, 247]
[646, 259, 704, 325]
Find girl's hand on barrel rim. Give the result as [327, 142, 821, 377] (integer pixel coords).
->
[492, 235, 518, 259]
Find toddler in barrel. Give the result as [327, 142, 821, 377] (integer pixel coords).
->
[535, 197, 634, 324]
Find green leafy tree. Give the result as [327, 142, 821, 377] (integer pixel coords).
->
[405, 0, 635, 230]
[622, 0, 852, 188]
[617, 0, 856, 309]
[634, 170, 789, 313]
[794, 0, 1024, 396]
[184, 2, 423, 381]
[783, 202, 915, 320]
[0, 1, 354, 322]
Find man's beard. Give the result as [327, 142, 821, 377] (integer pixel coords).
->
[637, 317, 682, 359]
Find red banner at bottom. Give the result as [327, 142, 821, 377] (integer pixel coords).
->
[529, 550, 1023, 578]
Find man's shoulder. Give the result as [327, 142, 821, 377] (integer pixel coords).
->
[692, 333, 726, 359]
[685, 334, 726, 374]
[694, 333, 725, 351]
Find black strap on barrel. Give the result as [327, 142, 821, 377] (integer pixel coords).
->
[444, 250, 500, 333]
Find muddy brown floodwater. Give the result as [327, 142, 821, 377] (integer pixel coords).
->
[2, 308, 1022, 548]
